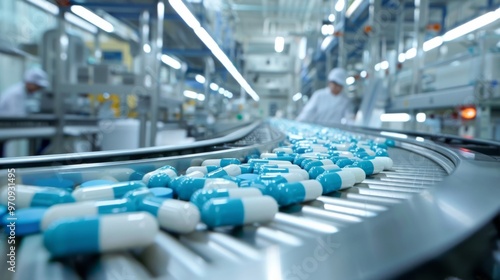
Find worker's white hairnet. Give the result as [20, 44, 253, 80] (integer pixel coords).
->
[328, 68, 347, 87]
[24, 68, 49, 88]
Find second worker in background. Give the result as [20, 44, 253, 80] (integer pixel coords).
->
[296, 68, 354, 126]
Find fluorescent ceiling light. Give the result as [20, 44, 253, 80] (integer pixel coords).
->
[443, 9, 500, 42]
[71, 5, 114, 33]
[405, 48, 416, 59]
[380, 113, 411, 122]
[321, 24, 335, 36]
[169, 0, 260, 101]
[398, 53, 406, 63]
[416, 112, 426, 123]
[335, 0, 345, 12]
[292, 92, 302, 102]
[197, 93, 205, 101]
[161, 54, 182, 69]
[143, 44, 151, 53]
[423, 36, 443, 51]
[218, 87, 225, 94]
[210, 83, 219, 91]
[321, 36, 333, 51]
[27, 0, 59, 15]
[64, 12, 98, 34]
[328, 13, 336, 22]
[275, 36, 285, 53]
[224, 91, 233, 98]
[195, 74, 205, 84]
[346, 76, 355, 85]
[380, 60, 389, 70]
[183, 90, 198, 99]
[360, 70, 367, 78]
[346, 0, 363, 18]
[298, 37, 307, 60]
[374, 63, 381, 71]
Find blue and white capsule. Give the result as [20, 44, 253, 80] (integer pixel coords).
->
[174, 177, 239, 200]
[201, 196, 278, 227]
[41, 198, 135, 230]
[0, 185, 74, 209]
[138, 196, 200, 233]
[185, 171, 205, 178]
[248, 159, 293, 166]
[267, 180, 323, 206]
[43, 212, 158, 257]
[206, 164, 252, 178]
[142, 165, 178, 188]
[185, 165, 219, 175]
[303, 159, 336, 171]
[308, 165, 341, 179]
[272, 147, 294, 154]
[201, 158, 241, 167]
[349, 159, 384, 175]
[190, 188, 263, 209]
[72, 181, 146, 201]
[259, 173, 304, 185]
[316, 170, 356, 194]
[260, 168, 309, 180]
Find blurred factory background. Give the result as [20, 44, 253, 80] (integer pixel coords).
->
[1, 0, 500, 157]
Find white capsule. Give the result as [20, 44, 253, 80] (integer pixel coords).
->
[272, 147, 294, 154]
[336, 170, 356, 189]
[342, 167, 366, 183]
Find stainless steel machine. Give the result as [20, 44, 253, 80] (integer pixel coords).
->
[1, 119, 499, 280]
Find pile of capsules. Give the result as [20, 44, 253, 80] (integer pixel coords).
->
[0, 122, 395, 258]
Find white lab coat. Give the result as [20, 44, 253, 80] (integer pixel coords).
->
[296, 87, 354, 126]
[0, 83, 27, 116]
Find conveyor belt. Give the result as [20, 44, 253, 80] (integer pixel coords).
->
[1, 120, 500, 280]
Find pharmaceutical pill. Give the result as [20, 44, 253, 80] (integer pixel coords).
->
[316, 170, 356, 194]
[3, 207, 47, 236]
[336, 158, 355, 168]
[149, 188, 173, 199]
[350, 159, 384, 175]
[303, 159, 336, 171]
[80, 179, 117, 188]
[123, 187, 171, 208]
[206, 164, 251, 178]
[308, 165, 341, 179]
[259, 173, 304, 185]
[41, 199, 135, 230]
[190, 188, 263, 209]
[201, 196, 278, 227]
[342, 167, 366, 183]
[174, 177, 238, 200]
[267, 180, 322, 206]
[72, 181, 146, 201]
[272, 147, 294, 154]
[0, 185, 74, 209]
[185, 165, 219, 175]
[260, 168, 309, 180]
[139, 197, 199, 233]
[248, 159, 292, 166]
[374, 156, 393, 170]
[142, 165, 178, 188]
[43, 212, 158, 257]
[201, 158, 241, 167]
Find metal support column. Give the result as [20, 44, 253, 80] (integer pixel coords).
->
[52, 9, 68, 154]
[411, 0, 428, 95]
[94, 31, 102, 63]
[337, 0, 347, 69]
[390, 0, 405, 96]
[149, 0, 165, 147]
[138, 10, 150, 148]
[368, 0, 381, 78]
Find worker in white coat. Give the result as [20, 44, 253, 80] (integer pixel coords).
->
[296, 68, 354, 126]
[0, 68, 49, 116]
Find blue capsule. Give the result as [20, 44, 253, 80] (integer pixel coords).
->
[267, 180, 322, 206]
[201, 196, 277, 227]
[173, 177, 238, 200]
[308, 165, 342, 179]
[190, 188, 263, 210]
[142, 165, 178, 188]
[43, 212, 158, 257]
[316, 170, 356, 194]
[1, 185, 74, 209]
